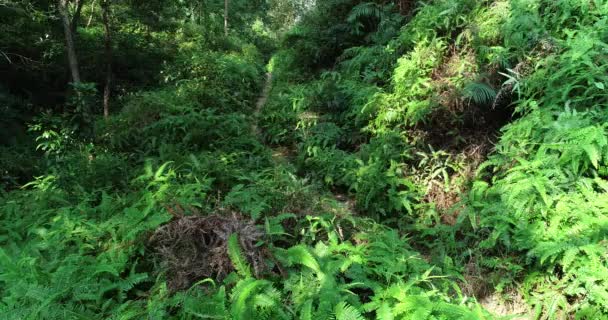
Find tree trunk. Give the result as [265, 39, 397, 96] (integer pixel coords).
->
[101, 0, 112, 118]
[86, 0, 97, 27]
[224, 0, 229, 36]
[58, 0, 81, 83]
[71, 0, 86, 34]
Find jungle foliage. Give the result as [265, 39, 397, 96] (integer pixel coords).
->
[2, 0, 608, 319]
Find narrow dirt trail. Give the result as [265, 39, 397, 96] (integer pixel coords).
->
[251, 71, 357, 214]
[251, 72, 294, 165]
[252, 72, 273, 137]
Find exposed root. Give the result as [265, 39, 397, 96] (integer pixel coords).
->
[149, 211, 266, 292]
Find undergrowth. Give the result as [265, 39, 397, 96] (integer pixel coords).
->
[2, 0, 608, 319]
[261, 0, 608, 318]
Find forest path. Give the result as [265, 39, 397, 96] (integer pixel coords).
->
[251, 71, 357, 214]
[251, 71, 294, 165]
[252, 72, 273, 137]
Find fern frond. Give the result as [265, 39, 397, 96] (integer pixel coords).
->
[287, 245, 321, 274]
[347, 3, 383, 24]
[464, 82, 497, 105]
[230, 278, 271, 320]
[228, 233, 252, 278]
[334, 302, 365, 320]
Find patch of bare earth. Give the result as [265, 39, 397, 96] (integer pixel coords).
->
[480, 292, 531, 319]
[461, 259, 532, 319]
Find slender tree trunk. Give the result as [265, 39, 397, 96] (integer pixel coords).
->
[224, 0, 229, 36]
[101, 0, 112, 118]
[71, 0, 86, 34]
[86, 0, 97, 27]
[58, 0, 81, 83]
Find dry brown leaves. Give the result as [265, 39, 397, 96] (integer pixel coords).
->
[149, 209, 267, 291]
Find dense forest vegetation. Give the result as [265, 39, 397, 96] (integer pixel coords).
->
[2, 0, 608, 319]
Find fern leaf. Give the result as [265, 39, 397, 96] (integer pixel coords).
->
[230, 278, 270, 320]
[300, 299, 313, 320]
[376, 302, 394, 320]
[228, 233, 252, 278]
[334, 302, 365, 320]
[287, 245, 321, 274]
[347, 3, 382, 24]
[464, 82, 497, 105]
[582, 144, 601, 169]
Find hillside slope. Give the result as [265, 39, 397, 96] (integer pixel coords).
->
[2, 0, 608, 319]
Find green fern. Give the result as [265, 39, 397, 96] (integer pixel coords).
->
[347, 3, 383, 23]
[463, 82, 497, 105]
[334, 302, 365, 320]
[228, 233, 253, 278]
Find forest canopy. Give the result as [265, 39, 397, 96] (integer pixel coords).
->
[2, 0, 608, 319]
